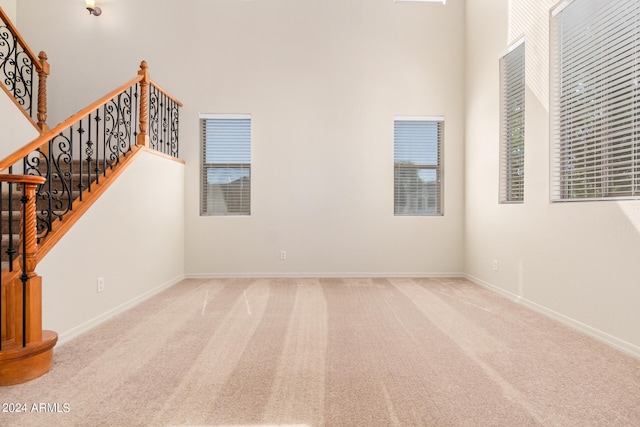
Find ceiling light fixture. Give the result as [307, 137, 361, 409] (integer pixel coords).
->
[85, 0, 102, 16]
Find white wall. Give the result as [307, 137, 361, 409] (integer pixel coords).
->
[0, 0, 38, 162]
[0, 0, 184, 341]
[0, 89, 39, 163]
[37, 150, 185, 342]
[17, 0, 466, 277]
[10, 0, 640, 356]
[0, 0, 16, 22]
[465, 0, 640, 355]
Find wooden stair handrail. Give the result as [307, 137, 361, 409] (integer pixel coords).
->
[0, 59, 183, 267]
[150, 81, 184, 107]
[0, 54, 183, 384]
[0, 67, 184, 171]
[0, 174, 47, 186]
[0, 75, 142, 171]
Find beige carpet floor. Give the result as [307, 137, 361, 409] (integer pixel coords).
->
[2, 277, 640, 426]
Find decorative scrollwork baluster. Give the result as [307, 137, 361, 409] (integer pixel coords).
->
[0, 23, 34, 116]
[149, 87, 159, 151]
[170, 102, 179, 157]
[7, 61, 181, 252]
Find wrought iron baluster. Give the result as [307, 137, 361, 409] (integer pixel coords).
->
[76, 120, 84, 202]
[66, 126, 74, 213]
[102, 103, 108, 178]
[9, 64, 181, 249]
[172, 100, 179, 158]
[125, 89, 131, 156]
[0, 22, 35, 120]
[150, 87, 159, 151]
[90, 113, 96, 192]
[19, 182, 27, 347]
[165, 93, 171, 155]
[104, 100, 115, 171]
[22, 51, 33, 118]
[47, 140, 53, 237]
[127, 87, 134, 154]
[11, 34, 17, 100]
[160, 91, 166, 155]
[34, 130, 75, 240]
[159, 89, 163, 153]
[117, 92, 122, 162]
[133, 84, 139, 143]
[95, 109, 102, 183]
[24, 148, 47, 241]
[90, 112, 96, 186]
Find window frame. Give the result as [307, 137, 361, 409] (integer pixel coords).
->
[550, 0, 640, 202]
[393, 116, 445, 216]
[200, 113, 252, 216]
[499, 37, 526, 204]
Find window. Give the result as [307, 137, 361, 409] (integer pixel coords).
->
[551, 0, 640, 201]
[499, 39, 525, 203]
[394, 117, 444, 216]
[200, 114, 251, 215]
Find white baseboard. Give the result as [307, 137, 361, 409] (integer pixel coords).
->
[464, 274, 640, 360]
[184, 272, 465, 279]
[56, 274, 185, 346]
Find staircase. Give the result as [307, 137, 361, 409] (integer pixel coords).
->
[0, 7, 182, 385]
[1, 158, 107, 270]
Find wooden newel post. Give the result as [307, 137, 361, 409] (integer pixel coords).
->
[137, 60, 150, 147]
[37, 51, 49, 132]
[0, 175, 57, 386]
[15, 177, 46, 345]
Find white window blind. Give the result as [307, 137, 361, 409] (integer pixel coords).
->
[551, 0, 640, 201]
[201, 115, 251, 215]
[499, 39, 525, 203]
[394, 117, 444, 216]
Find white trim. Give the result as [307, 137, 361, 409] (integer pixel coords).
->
[499, 36, 525, 59]
[465, 274, 640, 360]
[55, 274, 185, 347]
[199, 113, 251, 120]
[185, 272, 464, 279]
[551, 0, 574, 18]
[395, 0, 446, 4]
[394, 115, 445, 122]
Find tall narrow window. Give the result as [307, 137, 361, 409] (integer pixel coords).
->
[499, 39, 525, 203]
[200, 114, 251, 215]
[394, 116, 444, 216]
[551, 0, 640, 201]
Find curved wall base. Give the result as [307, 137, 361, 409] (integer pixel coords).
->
[0, 330, 58, 386]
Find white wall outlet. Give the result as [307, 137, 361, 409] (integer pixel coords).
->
[97, 277, 105, 293]
[492, 260, 499, 271]
[280, 250, 287, 260]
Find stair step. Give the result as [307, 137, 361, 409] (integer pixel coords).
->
[1, 235, 21, 263]
[0, 157, 122, 267]
[1, 190, 84, 203]
[0, 212, 21, 232]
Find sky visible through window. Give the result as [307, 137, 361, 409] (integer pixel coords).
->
[394, 120, 439, 183]
[205, 118, 251, 185]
